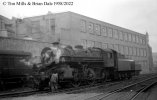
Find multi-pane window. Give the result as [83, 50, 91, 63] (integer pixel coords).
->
[87, 40, 94, 48]
[139, 37, 143, 44]
[140, 48, 144, 57]
[119, 31, 123, 40]
[87, 40, 94, 47]
[81, 39, 87, 48]
[108, 44, 114, 49]
[132, 35, 136, 42]
[133, 47, 137, 56]
[136, 35, 139, 43]
[107, 28, 113, 38]
[129, 47, 133, 55]
[94, 41, 102, 48]
[50, 19, 55, 34]
[46, 19, 55, 34]
[94, 24, 101, 35]
[124, 33, 128, 41]
[102, 43, 108, 49]
[119, 45, 124, 54]
[114, 44, 119, 52]
[128, 34, 132, 42]
[125, 46, 129, 55]
[80, 20, 86, 32]
[45, 19, 49, 32]
[142, 38, 146, 45]
[88, 22, 94, 34]
[144, 49, 147, 57]
[31, 21, 40, 33]
[101, 26, 107, 36]
[137, 48, 140, 56]
[113, 29, 119, 39]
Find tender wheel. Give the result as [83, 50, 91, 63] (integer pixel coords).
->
[101, 71, 107, 83]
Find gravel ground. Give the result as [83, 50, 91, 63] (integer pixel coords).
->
[1, 74, 157, 100]
[145, 84, 157, 100]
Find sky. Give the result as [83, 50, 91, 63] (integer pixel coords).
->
[0, 0, 157, 52]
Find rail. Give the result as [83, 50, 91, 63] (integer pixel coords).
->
[85, 75, 157, 100]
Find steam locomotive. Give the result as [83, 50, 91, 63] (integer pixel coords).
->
[0, 43, 141, 91]
[33, 43, 141, 90]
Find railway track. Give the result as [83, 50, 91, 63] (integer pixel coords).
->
[0, 81, 119, 98]
[0, 89, 40, 98]
[85, 75, 157, 100]
[0, 73, 156, 99]
[130, 80, 157, 100]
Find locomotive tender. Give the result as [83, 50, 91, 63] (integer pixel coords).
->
[36, 43, 141, 90]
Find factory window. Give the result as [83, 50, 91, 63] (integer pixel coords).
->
[46, 19, 49, 32]
[88, 22, 94, 34]
[119, 31, 123, 40]
[108, 44, 114, 50]
[142, 39, 146, 45]
[94, 41, 102, 48]
[139, 37, 142, 44]
[80, 20, 86, 33]
[128, 34, 132, 42]
[132, 35, 136, 42]
[140, 48, 144, 57]
[129, 47, 133, 56]
[144, 49, 147, 57]
[107, 27, 113, 38]
[136, 35, 139, 43]
[87, 40, 94, 48]
[101, 26, 107, 36]
[0, 20, 5, 30]
[81, 39, 87, 48]
[133, 47, 137, 56]
[124, 33, 128, 41]
[137, 48, 140, 56]
[0, 20, 2, 29]
[119, 45, 124, 54]
[45, 19, 55, 34]
[31, 21, 40, 33]
[113, 29, 119, 39]
[50, 19, 55, 34]
[125, 46, 129, 55]
[94, 24, 101, 35]
[114, 44, 119, 52]
[102, 43, 108, 49]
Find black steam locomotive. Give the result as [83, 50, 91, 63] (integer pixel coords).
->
[34, 43, 141, 90]
[0, 43, 141, 91]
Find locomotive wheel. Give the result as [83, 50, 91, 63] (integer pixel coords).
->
[71, 81, 81, 88]
[86, 68, 96, 85]
[101, 71, 107, 82]
[71, 68, 81, 87]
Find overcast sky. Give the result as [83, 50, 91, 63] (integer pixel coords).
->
[0, 0, 157, 52]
